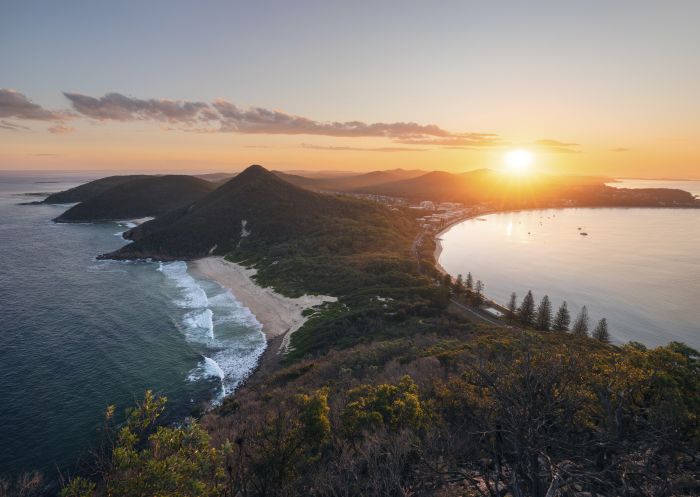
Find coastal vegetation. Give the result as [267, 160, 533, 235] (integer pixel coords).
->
[8, 166, 699, 496]
[53, 175, 216, 223]
[55, 332, 700, 497]
[41, 175, 148, 204]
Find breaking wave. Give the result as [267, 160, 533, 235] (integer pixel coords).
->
[158, 261, 266, 405]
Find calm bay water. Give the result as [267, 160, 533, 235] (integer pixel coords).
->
[439, 206, 700, 349]
[0, 172, 264, 478]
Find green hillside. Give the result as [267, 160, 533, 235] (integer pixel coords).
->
[106, 165, 417, 262]
[42, 175, 148, 204]
[54, 175, 216, 222]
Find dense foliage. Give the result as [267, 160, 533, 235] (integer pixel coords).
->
[106, 165, 419, 260]
[54, 175, 215, 222]
[55, 332, 700, 497]
[42, 175, 148, 204]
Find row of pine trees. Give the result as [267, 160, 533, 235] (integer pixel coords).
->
[450, 272, 611, 343]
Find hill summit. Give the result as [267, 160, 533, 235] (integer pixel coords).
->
[102, 165, 416, 261]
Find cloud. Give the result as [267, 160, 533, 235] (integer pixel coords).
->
[0, 89, 65, 121]
[211, 99, 455, 139]
[0, 119, 30, 131]
[398, 133, 502, 147]
[63, 92, 211, 123]
[48, 124, 76, 134]
[64, 92, 500, 144]
[612, 147, 630, 152]
[533, 139, 581, 154]
[301, 143, 426, 152]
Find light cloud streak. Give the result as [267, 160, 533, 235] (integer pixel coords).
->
[533, 139, 581, 154]
[0, 119, 30, 131]
[301, 143, 426, 152]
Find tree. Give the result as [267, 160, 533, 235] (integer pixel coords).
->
[507, 292, 518, 322]
[437, 273, 452, 307]
[592, 318, 610, 343]
[342, 376, 424, 436]
[442, 273, 452, 290]
[552, 301, 570, 331]
[474, 280, 485, 305]
[572, 306, 589, 336]
[535, 295, 552, 331]
[454, 274, 464, 295]
[465, 272, 473, 293]
[61, 391, 226, 497]
[519, 290, 536, 327]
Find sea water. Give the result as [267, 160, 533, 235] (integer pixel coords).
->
[0, 171, 265, 478]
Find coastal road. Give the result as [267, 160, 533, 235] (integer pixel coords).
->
[450, 298, 504, 326]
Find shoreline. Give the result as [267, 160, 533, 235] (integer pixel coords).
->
[431, 211, 508, 313]
[190, 256, 336, 355]
[432, 209, 496, 277]
[428, 204, 700, 271]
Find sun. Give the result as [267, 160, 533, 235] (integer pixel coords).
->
[504, 149, 534, 175]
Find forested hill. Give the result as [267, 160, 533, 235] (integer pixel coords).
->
[54, 175, 216, 223]
[103, 164, 418, 263]
[42, 175, 148, 204]
[352, 169, 698, 208]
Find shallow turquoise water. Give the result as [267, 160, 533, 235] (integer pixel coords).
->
[0, 172, 265, 478]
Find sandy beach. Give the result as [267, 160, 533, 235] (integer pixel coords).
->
[433, 235, 446, 274]
[191, 257, 336, 353]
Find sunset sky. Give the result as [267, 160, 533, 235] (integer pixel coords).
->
[2, 1, 699, 178]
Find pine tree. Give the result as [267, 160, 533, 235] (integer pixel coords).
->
[465, 272, 474, 293]
[553, 301, 571, 331]
[572, 306, 590, 337]
[519, 290, 536, 327]
[507, 292, 518, 322]
[454, 274, 464, 295]
[593, 318, 610, 343]
[474, 280, 485, 305]
[440, 274, 452, 301]
[535, 295, 552, 331]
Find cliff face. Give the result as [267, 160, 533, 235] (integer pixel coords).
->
[53, 175, 216, 223]
[101, 165, 416, 261]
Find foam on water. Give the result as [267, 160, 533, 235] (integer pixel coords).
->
[188, 356, 228, 402]
[183, 309, 215, 340]
[211, 334, 266, 395]
[159, 261, 266, 405]
[159, 261, 209, 308]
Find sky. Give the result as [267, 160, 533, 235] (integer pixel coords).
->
[1, 0, 699, 177]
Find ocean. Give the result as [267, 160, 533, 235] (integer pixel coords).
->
[439, 197, 700, 349]
[0, 172, 265, 478]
